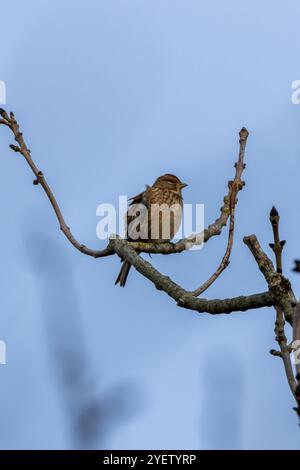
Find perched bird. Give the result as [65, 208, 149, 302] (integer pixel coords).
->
[115, 173, 187, 287]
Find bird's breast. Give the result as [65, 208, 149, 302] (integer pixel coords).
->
[148, 189, 183, 241]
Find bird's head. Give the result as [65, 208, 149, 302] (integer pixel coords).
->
[153, 174, 188, 194]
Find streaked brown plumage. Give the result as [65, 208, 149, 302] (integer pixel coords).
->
[115, 174, 187, 287]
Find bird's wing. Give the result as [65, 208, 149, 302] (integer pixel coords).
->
[128, 185, 150, 206]
[126, 186, 151, 241]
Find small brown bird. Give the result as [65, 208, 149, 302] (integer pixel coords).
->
[115, 173, 187, 287]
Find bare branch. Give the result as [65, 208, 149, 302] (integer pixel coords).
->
[269, 208, 295, 371]
[110, 237, 273, 315]
[0, 109, 114, 259]
[266, 209, 300, 418]
[293, 303, 300, 419]
[274, 306, 297, 394]
[269, 206, 285, 274]
[193, 127, 248, 296]
[243, 234, 296, 325]
[244, 214, 300, 420]
[293, 304, 300, 372]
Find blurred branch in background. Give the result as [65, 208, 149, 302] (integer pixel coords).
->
[24, 231, 142, 449]
[200, 351, 244, 449]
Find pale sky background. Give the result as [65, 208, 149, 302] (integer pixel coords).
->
[1, 0, 300, 449]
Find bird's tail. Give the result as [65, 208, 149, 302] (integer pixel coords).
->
[115, 260, 131, 287]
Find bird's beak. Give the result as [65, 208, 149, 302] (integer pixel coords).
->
[180, 182, 188, 188]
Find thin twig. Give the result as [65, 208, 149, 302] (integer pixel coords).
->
[0, 109, 114, 258]
[274, 306, 297, 395]
[193, 127, 248, 296]
[267, 208, 298, 402]
[246, 211, 299, 419]
[293, 304, 300, 378]
[269, 206, 285, 274]
[292, 303, 300, 420]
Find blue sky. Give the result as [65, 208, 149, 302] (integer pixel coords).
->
[1, 0, 300, 449]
